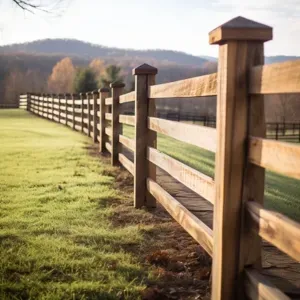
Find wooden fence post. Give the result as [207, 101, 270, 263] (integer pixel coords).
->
[65, 94, 69, 126]
[37, 93, 41, 116]
[92, 90, 99, 143]
[133, 64, 158, 208]
[110, 81, 125, 166]
[209, 17, 272, 300]
[51, 94, 55, 120]
[26, 92, 31, 112]
[58, 94, 61, 124]
[72, 94, 75, 130]
[80, 93, 84, 133]
[99, 88, 110, 153]
[87, 92, 91, 137]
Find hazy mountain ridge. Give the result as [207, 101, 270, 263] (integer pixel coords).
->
[1, 39, 299, 66]
[0, 39, 208, 67]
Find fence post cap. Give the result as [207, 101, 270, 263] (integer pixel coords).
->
[99, 87, 109, 93]
[209, 16, 273, 45]
[92, 90, 99, 94]
[110, 81, 125, 88]
[133, 63, 158, 75]
[58, 93, 64, 97]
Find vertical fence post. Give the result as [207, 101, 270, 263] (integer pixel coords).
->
[58, 94, 61, 124]
[110, 82, 125, 166]
[26, 92, 31, 112]
[276, 123, 279, 140]
[92, 90, 99, 143]
[99, 88, 110, 153]
[133, 64, 158, 208]
[87, 92, 91, 137]
[209, 17, 272, 300]
[72, 94, 75, 130]
[80, 93, 84, 133]
[64, 94, 69, 126]
[51, 94, 55, 120]
[37, 93, 41, 116]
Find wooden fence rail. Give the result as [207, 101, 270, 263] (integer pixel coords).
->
[19, 16, 300, 300]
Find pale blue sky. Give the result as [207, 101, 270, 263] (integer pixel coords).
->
[1, 0, 300, 57]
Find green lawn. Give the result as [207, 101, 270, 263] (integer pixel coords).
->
[123, 125, 300, 222]
[0, 110, 152, 300]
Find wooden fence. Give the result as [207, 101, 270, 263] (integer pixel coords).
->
[19, 16, 300, 300]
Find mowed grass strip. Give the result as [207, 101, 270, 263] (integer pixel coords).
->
[123, 124, 300, 222]
[0, 110, 149, 300]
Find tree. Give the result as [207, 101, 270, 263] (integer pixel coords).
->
[100, 65, 124, 88]
[47, 57, 75, 93]
[73, 68, 98, 93]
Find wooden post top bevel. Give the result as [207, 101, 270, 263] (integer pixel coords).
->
[209, 16, 273, 45]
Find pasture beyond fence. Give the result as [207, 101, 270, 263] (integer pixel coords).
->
[19, 16, 300, 300]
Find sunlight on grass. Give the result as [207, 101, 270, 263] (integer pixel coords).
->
[0, 110, 146, 300]
[123, 124, 300, 222]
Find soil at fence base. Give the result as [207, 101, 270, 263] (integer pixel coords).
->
[96, 153, 212, 300]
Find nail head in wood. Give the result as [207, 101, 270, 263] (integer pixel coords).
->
[133, 63, 158, 76]
[209, 16, 273, 45]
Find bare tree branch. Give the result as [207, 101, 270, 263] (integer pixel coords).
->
[11, 0, 68, 15]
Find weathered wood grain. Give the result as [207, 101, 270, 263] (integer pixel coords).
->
[147, 178, 213, 256]
[118, 153, 134, 175]
[147, 147, 215, 204]
[248, 137, 300, 180]
[149, 73, 217, 98]
[244, 269, 290, 300]
[119, 115, 135, 126]
[119, 135, 135, 152]
[119, 91, 135, 103]
[250, 59, 300, 94]
[246, 201, 300, 262]
[148, 117, 217, 152]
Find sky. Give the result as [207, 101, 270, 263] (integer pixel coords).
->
[0, 0, 300, 57]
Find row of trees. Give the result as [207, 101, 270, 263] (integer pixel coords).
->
[47, 57, 127, 94]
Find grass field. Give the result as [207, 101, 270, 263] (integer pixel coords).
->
[1, 109, 299, 299]
[123, 125, 300, 222]
[0, 110, 155, 299]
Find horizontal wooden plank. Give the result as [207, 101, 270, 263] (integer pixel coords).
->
[244, 268, 290, 300]
[149, 73, 217, 98]
[67, 121, 73, 127]
[148, 117, 217, 152]
[118, 153, 134, 175]
[53, 110, 59, 116]
[53, 116, 59, 122]
[105, 142, 112, 153]
[67, 114, 73, 120]
[67, 107, 73, 112]
[249, 137, 300, 180]
[75, 124, 81, 131]
[147, 147, 215, 204]
[119, 115, 135, 126]
[105, 97, 112, 105]
[53, 104, 59, 110]
[83, 127, 88, 135]
[60, 112, 67, 118]
[83, 118, 88, 124]
[83, 109, 89, 114]
[246, 201, 300, 262]
[74, 100, 82, 105]
[74, 116, 82, 123]
[74, 108, 81, 113]
[105, 128, 112, 137]
[250, 59, 300, 94]
[147, 178, 213, 256]
[119, 135, 135, 152]
[105, 113, 112, 121]
[119, 91, 135, 103]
